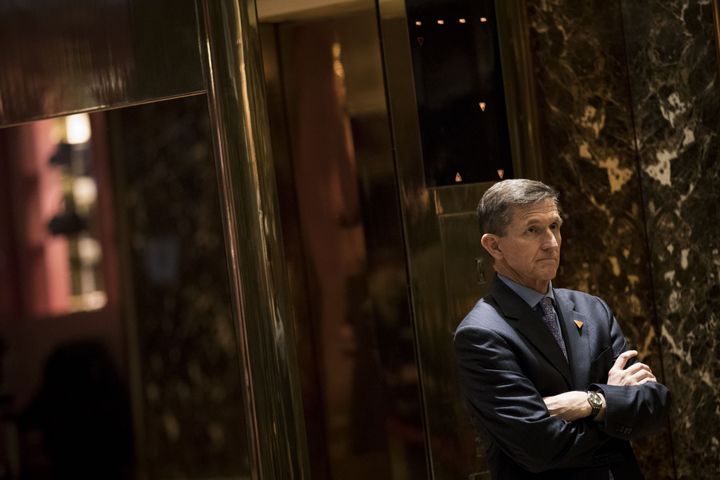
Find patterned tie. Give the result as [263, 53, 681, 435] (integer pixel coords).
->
[537, 297, 567, 360]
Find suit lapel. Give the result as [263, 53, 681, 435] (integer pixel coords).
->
[554, 288, 590, 389]
[489, 278, 572, 388]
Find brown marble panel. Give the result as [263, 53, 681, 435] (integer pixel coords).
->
[526, 0, 676, 477]
[620, 0, 720, 478]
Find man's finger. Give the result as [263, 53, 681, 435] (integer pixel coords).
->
[625, 362, 652, 375]
[612, 350, 638, 370]
[634, 370, 656, 381]
[629, 370, 656, 385]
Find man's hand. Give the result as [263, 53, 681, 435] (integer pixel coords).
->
[607, 350, 656, 386]
[543, 391, 592, 421]
[544, 350, 656, 423]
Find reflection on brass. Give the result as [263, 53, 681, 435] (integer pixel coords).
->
[378, 2, 486, 477]
[377, 0, 542, 478]
[495, 0, 543, 180]
[197, 1, 310, 478]
[105, 96, 258, 478]
[438, 212, 490, 321]
[261, 8, 429, 478]
[713, 0, 720, 80]
[0, 0, 204, 127]
[257, 0, 368, 22]
[476, 258, 487, 284]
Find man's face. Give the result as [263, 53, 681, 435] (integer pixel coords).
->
[482, 198, 562, 293]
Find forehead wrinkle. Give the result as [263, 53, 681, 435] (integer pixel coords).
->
[515, 208, 559, 221]
[507, 199, 560, 228]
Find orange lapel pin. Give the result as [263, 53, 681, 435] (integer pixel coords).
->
[574, 320, 584, 330]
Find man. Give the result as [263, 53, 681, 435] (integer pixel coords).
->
[453, 179, 670, 479]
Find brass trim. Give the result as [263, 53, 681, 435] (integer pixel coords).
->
[375, 1, 436, 475]
[712, 0, 720, 79]
[196, 1, 310, 479]
[0, 91, 206, 130]
[495, 0, 544, 180]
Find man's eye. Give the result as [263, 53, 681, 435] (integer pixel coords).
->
[527, 227, 537, 234]
[550, 223, 559, 230]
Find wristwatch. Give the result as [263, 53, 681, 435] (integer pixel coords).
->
[587, 390, 603, 419]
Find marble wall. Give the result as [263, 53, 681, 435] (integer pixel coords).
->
[621, 0, 720, 477]
[526, 0, 720, 478]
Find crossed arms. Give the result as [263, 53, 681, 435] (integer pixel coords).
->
[543, 349, 656, 422]
[454, 304, 670, 473]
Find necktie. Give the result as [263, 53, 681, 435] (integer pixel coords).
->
[537, 297, 567, 360]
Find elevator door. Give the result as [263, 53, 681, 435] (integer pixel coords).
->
[259, 0, 537, 476]
[260, 7, 429, 480]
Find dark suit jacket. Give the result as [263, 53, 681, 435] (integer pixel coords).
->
[454, 276, 670, 480]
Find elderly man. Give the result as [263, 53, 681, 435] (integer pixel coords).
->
[454, 179, 670, 479]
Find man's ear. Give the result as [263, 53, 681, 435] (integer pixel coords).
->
[481, 233, 503, 260]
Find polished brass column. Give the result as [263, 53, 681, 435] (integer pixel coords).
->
[196, 1, 310, 478]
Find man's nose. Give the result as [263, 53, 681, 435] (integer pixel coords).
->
[542, 229, 560, 248]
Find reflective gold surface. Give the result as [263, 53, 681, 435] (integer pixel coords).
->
[495, 0, 543, 180]
[261, 8, 429, 479]
[197, 1, 310, 478]
[0, 0, 204, 127]
[377, 3, 488, 477]
[377, 0, 542, 478]
[713, 0, 720, 79]
[257, 0, 367, 21]
[106, 97, 254, 479]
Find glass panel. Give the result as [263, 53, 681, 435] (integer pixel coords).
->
[405, 0, 514, 187]
[0, 96, 252, 479]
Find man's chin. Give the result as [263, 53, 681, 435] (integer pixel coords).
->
[540, 268, 559, 281]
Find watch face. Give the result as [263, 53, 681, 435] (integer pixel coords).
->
[588, 392, 602, 408]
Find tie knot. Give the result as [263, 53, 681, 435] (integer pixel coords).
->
[538, 297, 554, 315]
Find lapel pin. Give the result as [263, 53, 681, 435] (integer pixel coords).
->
[574, 320, 584, 331]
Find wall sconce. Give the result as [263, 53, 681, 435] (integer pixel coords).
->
[49, 142, 90, 169]
[48, 209, 87, 236]
[65, 114, 91, 144]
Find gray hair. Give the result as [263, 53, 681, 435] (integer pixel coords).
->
[477, 179, 559, 235]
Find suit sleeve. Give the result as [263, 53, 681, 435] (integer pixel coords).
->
[454, 325, 611, 473]
[589, 298, 671, 440]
